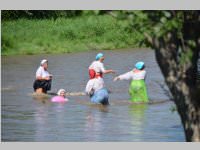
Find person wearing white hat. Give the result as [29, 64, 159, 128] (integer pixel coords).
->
[33, 59, 53, 94]
[57, 89, 66, 96]
[51, 89, 69, 103]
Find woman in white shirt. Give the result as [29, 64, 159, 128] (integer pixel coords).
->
[114, 61, 148, 102]
[33, 59, 53, 94]
[88, 53, 115, 79]
[85, 73, 109, 105]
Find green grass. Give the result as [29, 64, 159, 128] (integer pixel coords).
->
[1, 15, 145, 56]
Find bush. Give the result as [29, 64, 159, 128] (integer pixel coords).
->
[1, 34, 14, 51]
[1, 10, 82, 21]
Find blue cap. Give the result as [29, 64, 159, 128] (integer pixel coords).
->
[135, 61, 145, 70]
[95, 53, 104, 60]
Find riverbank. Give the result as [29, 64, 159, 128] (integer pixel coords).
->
[1, 15, 145, 56]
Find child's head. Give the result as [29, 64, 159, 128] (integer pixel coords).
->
[57, 89, 66, 97]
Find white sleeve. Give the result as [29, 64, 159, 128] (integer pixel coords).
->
[88, 61, 94, 69]
[143, 70, 146, 80]
[99, 63, 105, 73]
[85, 80, 94, 95]
[36, 67, 42, 78]
[118, 71, 132, 80]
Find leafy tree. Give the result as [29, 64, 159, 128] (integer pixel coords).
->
[1, 10, 82, 20]
[113, 10, 200, 141]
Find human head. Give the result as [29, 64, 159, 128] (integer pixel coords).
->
[135, 61, 145, 70]
[57, 89, 66, 97]
[40, 59, 48, 69]
[95, 53, 104, 62]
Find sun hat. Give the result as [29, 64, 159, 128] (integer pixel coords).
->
[135, 61, 145, 70]
[95, 53, 104, 60]
[40, 59, 48, 65]
[57, 89, 66, 95]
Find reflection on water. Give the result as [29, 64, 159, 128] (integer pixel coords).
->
[2, 49, 185, 141]
[128, 104, 148, 141]
[34, 103, 67, 141]
[84, 105, 108, 141]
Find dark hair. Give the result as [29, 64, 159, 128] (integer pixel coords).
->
[140, 65, 145, 70]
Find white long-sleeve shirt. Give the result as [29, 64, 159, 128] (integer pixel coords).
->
[118, 70, 146, 80]
[89, 61, 105, 73]
[85, 77, 105, 95]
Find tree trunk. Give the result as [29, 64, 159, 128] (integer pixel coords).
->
[153, 31, 200, 141]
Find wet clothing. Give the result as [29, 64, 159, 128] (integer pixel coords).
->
[88, 69, 103, 79]
[33, 79, 52, 93]
[91, 88, 109, 105]
[33, 66, 52, 93]
[89, 69, 96, 79]
[85, 77, 105, 96]
[85, 77, 109, 105]
[118, 70, 146, 80]
[36, 66, 50, 78]
[129, 80, 148, 102]
[89, 61, 105, 74]
[51, 96, 68, 103]
[118, 70, 148, 102]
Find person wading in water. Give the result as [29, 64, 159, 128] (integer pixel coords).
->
[88, 53, 115, 79]
[33, 59, 53, 94]
[114, 61, 149, 103]
[86, 52, 115, 105]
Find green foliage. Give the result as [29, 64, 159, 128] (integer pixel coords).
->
[1, 10, 110, 21]
[1, 10, 82, 21]
[2, 15, 144, 55]
[170, 105, 177, 113]
[113, 11, 185, 46]
[180, 49, 194, 65]
[1, 34, 14, 51]
[81, 10, 108, 16]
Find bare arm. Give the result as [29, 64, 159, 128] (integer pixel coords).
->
[36, 76, 51, 80]
[103, 69, 115, 74]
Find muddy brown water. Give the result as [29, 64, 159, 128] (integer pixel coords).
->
[1, 49, 185, 141]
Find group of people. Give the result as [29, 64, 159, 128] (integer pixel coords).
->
[33, 53, 149, 104]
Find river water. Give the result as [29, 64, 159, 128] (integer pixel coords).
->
[1, 49, 185, 141]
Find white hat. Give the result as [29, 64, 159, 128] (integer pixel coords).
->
[40, 59, 48, 65]
[57, 89, 66, 95]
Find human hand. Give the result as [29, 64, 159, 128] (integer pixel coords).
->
[45, 76, 50, 80]
[49, 74, 53, 79]
[111, 70, 116, 74]
[113, 77, 119, 82]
